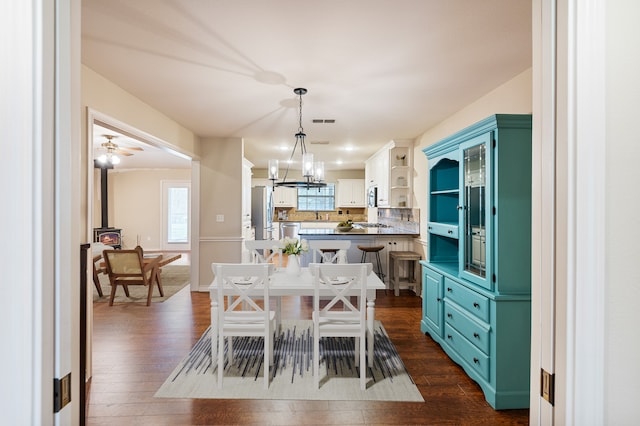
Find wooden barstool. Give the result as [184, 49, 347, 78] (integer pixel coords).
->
[357, 245, 385, 281]
[389, 251, 421, 296]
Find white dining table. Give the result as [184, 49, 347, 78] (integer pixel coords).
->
[208, 266, 386, 367]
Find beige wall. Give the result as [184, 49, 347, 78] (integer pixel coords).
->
[94, 168, 191, 249]
[198, 137, 244, 287]
[412, 68, 533, 259]
[81, 65, 200, 243]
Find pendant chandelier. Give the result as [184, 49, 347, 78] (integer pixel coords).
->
[269, 87, 326, 189]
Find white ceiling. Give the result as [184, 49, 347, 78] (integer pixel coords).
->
[83, 0, 532, 171]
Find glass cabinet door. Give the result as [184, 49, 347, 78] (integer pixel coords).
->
[460, 133, 491, 288]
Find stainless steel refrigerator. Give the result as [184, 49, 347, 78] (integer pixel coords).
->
[251, 186, 274, 240]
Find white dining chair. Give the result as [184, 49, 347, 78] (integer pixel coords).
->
[310, 262, 368, 390]
[245, 239, 282, 266]
[214, 263, 275, 389]
[309, 239, 351, 264]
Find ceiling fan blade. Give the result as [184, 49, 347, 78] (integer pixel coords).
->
[115, 150, 134, 156]
[119, 146, 144, 151]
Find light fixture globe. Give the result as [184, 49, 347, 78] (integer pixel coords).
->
[270, 87, 326, 189]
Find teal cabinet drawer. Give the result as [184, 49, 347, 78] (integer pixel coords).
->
[444, 278, 490, 323]
[444, 324, 490, 381]
[444, 300, 491, 354]
[427, 222, 459, 239]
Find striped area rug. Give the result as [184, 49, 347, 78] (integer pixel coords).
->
[155, 320, 424, 401]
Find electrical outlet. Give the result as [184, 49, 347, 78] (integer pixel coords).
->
[216, 214, 224, 222]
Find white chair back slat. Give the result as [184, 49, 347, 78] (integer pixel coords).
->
[245, 240, 282, 265]
[308, 240, 351, 263]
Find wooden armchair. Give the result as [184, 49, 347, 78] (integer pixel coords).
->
[102, 249, 163, 306]
[92, 255, 105, 297]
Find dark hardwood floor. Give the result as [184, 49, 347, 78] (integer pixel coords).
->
[87, 287, 529, 425]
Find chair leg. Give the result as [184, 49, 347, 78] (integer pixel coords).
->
[155, 268, 165, 296]
[122, 284, 130, 297]
[314, 323, 320, 389]
[146, 283, 154, 306]
[93, 269, 103, 297]
[394, 259, 400, 296]
[375, 251, 384, 281]
[354, 337, 360, 366]
[108, 282, 118, 306]
[264, 330, 270, 389]
[218, 334, 225, 388]
[360, 333, 366, 390]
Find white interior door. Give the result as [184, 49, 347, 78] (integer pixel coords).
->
[161, 180, 191, 251]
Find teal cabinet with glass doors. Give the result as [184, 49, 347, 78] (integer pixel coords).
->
[422, 114, 532, 409]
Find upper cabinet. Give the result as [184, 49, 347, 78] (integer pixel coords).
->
[336, 179, 366, 207]
[273, 186, 297, 207]
[366, 140, 414, 208]
[389, 144, 412, 208]
[242, 159, 253, 222]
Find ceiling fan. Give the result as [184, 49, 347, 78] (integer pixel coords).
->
[99, 134, 143, 156]
[96, 134, 143, 165]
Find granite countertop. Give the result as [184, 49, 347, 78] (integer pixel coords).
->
[298, 227, 418, 237]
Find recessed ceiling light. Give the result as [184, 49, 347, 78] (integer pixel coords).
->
[345, 146, 354, 151]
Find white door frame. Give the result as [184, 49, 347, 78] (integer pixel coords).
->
[531, 0, 606, 424]
[161, 180, 192, 251]
[4, 0, 80, 423]
[85, 108, 196, 378]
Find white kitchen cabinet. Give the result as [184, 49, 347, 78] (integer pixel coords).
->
[365, 159, 374, 188]
[337, 179, 366, 207]
[273, 186, 297, 207]
[376, 152, 390, 207]
[242, 159, 253, 222]
[241, 159, 254, 262]
[389, 145, 412, 208]
[366, 140, 413, 208]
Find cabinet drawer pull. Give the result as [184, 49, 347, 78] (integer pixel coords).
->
[473, 333, 479, 339]
[447, 335, 452, 340]
[447, 230, 453, 234]
[473, 357, 479, 364]
[436, 298, 442, 302]
[447, 287, 452, 292]
[447, 313, 452, 318]
[473, 302, 480, 308]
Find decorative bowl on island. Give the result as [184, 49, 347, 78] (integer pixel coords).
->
[336, 220, 353, 232]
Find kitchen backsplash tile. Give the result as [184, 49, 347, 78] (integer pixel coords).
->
[377, 208, 420, 233]
[274, 207, 366, 223]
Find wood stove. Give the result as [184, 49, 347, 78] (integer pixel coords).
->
[94, 161, 122, 248]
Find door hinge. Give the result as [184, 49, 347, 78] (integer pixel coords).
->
[492, 138, 496, 148]
[54, 373, 72, 413]
[492, 206, 496, 215]
[492, 274, 496, 283]
[540, 368, 555, 406]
